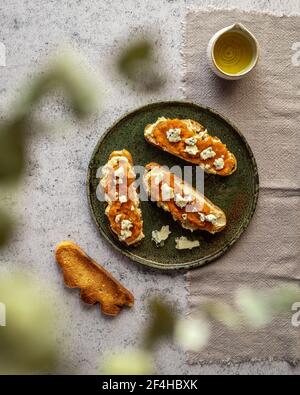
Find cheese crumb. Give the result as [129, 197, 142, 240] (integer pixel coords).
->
[174, 193, 193, 209]
[120, 219, 133, 241]
[199, 213, 206, 222]
[152, 225, 171, 247]
[199, 213, 217, 224]
[205, 214, 217, 224]
[214, 157, 225, 170]
[175, 236, 200, 250]
[166, 128, 181, 143]
[161, 183, 174, 201]
[184, 145, 199, 156]
[119, 195, 128, 203]
[174, 193, 188, 208]
[185, 136, 197, 146]
[200, 147, 216, 160]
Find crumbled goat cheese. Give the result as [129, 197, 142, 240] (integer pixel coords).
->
[185, 136, 197, 146]
[119, 195, 128, 203]
[205, 214, 217, 224]
[152, 225, 171, 247]
[174, 193, 193, 209]
[114, 166, 125, 178]
[121, 219, 132, 230]
[214, 157, 225, 170]
[199, 213, 206, 222]
[161, 183, 174, 201]
[174, 194, 188, 209]
[166, 128, 181, 143]
[200, 147, 216, 160]
[199, 213, 217, 224]
[119, 219, 133, 241]
[184, 145, 199, 156]
[175, 236, 200, 250]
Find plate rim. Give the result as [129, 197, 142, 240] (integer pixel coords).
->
[87, 100, 259, 271]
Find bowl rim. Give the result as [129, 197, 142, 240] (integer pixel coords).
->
[210, 28, 260, 78]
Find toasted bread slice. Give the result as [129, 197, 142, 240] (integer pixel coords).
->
[100, 149, 144, 246]
[143, 163, 226, 234]
[55, 241, 134, 316]
[144, 118, 237, 176]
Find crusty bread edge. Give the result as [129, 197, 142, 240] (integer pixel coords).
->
[55, 241, 134, 316]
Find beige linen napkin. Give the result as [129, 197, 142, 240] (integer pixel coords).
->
[182, 8, 300, 364]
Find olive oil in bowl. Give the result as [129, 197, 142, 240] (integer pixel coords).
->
[207, 23, 259, 80]
[213, 32, 255, 75]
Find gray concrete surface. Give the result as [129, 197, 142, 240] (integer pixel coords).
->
[1, 0, 300, 375]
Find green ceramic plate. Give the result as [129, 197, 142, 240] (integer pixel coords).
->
[87, 101, 259, 270]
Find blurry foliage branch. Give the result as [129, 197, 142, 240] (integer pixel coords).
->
[102, 285, 300, 374]
[0, 273, 60, 374]
[0, 51, 101, 246]
[0, 38, 166, 374]
[117, 38, 166, 92]
[0, 52, 100, 185]
[144, 298, 177, 350]
[0, 38, 165, 248]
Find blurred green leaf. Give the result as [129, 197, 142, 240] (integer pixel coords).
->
[118, 39, 165, 92]
[144, 298, 177, 350]
[235, 285, 300, 328]
[268, 285, 300, 313]
[0, 273, 60, 374]
[174, 317, 210, 351]
[101, 349, 154, 375]
[0, 119, 27, 183]
[0, 207, 14, 246]
[202, 300, 242, 330]
[119, 39, 152, 72]
[0, 50, 100, 185]
[50, 53, 101, 118]
[15, 51, 101, 120]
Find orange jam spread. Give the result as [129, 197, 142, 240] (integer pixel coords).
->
[148, 169, 214, 231]
[152, 119, 236, 175]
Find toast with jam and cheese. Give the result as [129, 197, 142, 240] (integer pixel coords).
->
[144, 118, 237, 176]
[143, 162, 227, 234]
[100, 150, 144, 246]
